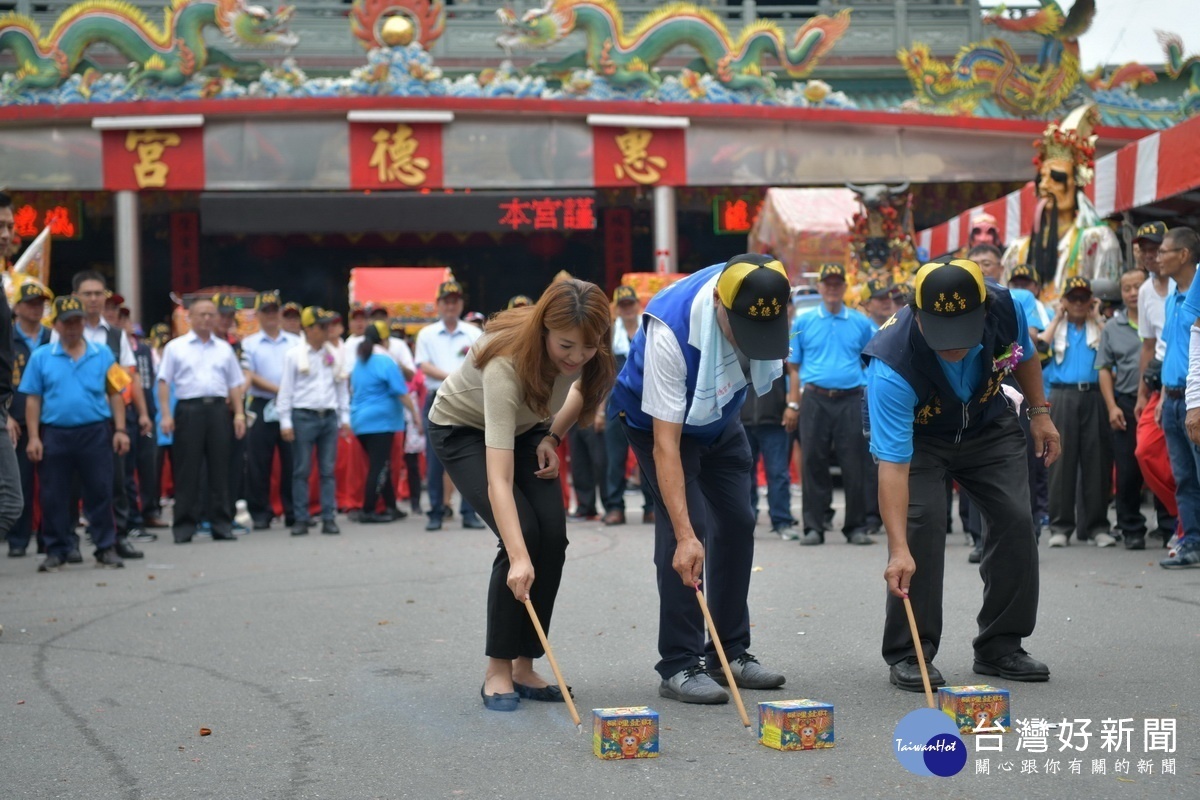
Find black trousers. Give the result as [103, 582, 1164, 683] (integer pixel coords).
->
[122, 406, 142, 526]
[136, 429, 159, 518]
[245, 396, 294, 524]
[1112, 392, 1148, 537]
[1048, 387, 1112, 540]
[429, 423, 567, 660]
[357, 432, 396, 514]
[568, 425, 606, 516]
[404, 451, 422, 512]
[800, 389, 869, 536]
[882, 412, 1039, 665]
[625, 418, 755, 680]
[173, 398, 234, 541]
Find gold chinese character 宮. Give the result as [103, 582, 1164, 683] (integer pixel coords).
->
[613, 128, 668, 185]
[125, 129, 182, 189]
[369, 124, 430, 186]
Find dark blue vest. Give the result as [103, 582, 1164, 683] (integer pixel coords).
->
[610, 264, 747, 445]
[10, 324, 51, 424]
[862, 288, 1020, 443]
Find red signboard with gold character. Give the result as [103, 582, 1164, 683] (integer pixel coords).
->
[102, 128, 205, 191]
[349, 122, 443, 190]
[592, 127, 686, 188]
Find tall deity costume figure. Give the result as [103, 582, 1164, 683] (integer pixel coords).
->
[1002, 104, 1121, 298]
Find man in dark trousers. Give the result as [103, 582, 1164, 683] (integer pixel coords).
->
[6, 282, 52, 557]
[157, 297, 247, 544]
[864, 258, 1059, 692]
[787, 263, 877, 546]
[22, 295, 131, 571]
[609, 254, 790, 705]
[241, 290, 299, 529]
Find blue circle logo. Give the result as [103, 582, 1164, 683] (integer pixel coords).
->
[893, 708, 967, 777]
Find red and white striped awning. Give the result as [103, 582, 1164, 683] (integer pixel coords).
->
[918, 114, 1200, 257]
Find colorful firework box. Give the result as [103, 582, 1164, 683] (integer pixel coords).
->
[592, 707, 660, 759]
[938, 685, 1011, 735]
[758, 699, 835, 751]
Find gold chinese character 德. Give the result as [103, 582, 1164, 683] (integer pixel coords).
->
[369, 124, 430, 187]
[125, 129, 182, 189]
[613, 128, 668, 185]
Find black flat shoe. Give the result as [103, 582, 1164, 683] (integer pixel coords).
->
[513, 682, 573, 702]
[973, 650, 1050, 682]
[480, 683, 520, 712]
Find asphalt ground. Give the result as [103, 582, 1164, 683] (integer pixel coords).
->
[1, 494, 1197, 800]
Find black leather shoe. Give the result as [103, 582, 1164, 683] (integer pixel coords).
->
[800, 529, 824, 546]
[291, 523, 309, 537]
[846, 531, 875, 545]
[8, 546, 26, 558]
[968, 544, 983, 563]
[513, 682, 573, 702]
[1124, 535, 1146, 551]
[114, 538, 144, 559]
[425, 516, 443, 531]
[210, 533, 238, 542]
[252, 519, 272, 531]
[65, 549, 84, 564]
[973, 650, 1049, 682]
[321, 519, 340, 535]
[889, 656, 946, 693]
[359, 512, 392, 524]
[462, 515, 486, 530]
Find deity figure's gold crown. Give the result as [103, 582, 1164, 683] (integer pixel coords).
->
[1033, 103, 1099, 188]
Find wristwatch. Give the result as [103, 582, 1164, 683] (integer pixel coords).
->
[1026, 404, 1051, 419]
[786, 402, 800, 411]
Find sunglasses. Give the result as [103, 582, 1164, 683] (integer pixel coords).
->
[1065, 293, 1092, 302]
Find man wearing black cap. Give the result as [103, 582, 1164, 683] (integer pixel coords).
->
[1039, 276, 1113, 547]
[21, 296, 132, 571]
[609, 254, 790, 705]
[786, 263, 877, 546]
[5, 282, 52, 557]
[864, 259, 1060, 691]
[241, 290, 300, 529]
[861, 278, 895, 327]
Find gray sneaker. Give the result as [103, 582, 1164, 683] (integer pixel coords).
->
[659, 665, 729, 704]
[708, 652, 786, 689]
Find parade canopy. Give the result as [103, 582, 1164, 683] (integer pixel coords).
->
[918, 114, 1200, 257]
[748, 188, 859, 282]
[349, 267, 445, 307]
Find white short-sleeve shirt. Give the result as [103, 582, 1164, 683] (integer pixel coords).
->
[639, 317, 688, 424]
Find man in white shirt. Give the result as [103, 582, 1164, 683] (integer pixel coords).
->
[241, 290, 300, 529]
[157, 298, 247, 544]
[277, 307, 350, 536]
[414, 280, 483, 531]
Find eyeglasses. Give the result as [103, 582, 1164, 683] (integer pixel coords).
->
[1158, 248, 1185, 255]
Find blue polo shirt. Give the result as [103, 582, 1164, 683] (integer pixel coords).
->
[350, 352, 409, 435]
[241, 329, 299, 399]
[18, 340, 115, 427]
[1162, 287, 1193, 388]
[1010, 288, 1049, 331]
[1047, 323, 1101, 385]
[867, 304, 1034, 463]
[788, 304, 876, 390]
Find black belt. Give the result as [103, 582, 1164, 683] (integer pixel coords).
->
[178, 396, 226, 405]
[1164, 386, 1185, 399]
[805, 385, 862, 399]
[1050, 382, 1098, 392]
[295, 408, 336, 417]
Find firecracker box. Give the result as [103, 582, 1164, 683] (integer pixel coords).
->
[938, 685, 1011, 735]
[592, 707, 660, 759]
[757, 700, 835, 751]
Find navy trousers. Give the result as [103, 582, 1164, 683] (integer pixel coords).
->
[624, 418, 756, 680]
[40, 422, 115, 557]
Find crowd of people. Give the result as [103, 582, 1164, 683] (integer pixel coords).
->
[2, 188, 1200, 710]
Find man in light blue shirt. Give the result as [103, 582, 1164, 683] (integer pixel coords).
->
[241, 290, 300, 530]
[785, 263, 877, 546]
[1038, 276, 1112, 547]
[414, 280, 484, 531]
